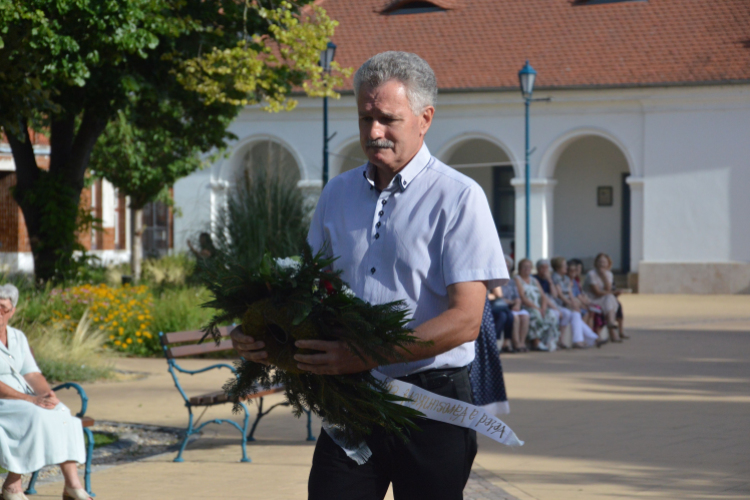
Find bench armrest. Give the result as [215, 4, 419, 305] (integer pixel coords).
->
[171, 362, 238, 376]
[52, 382, 89, 419]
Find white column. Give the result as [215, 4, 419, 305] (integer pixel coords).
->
[511, 177, 557, 264]
[626, 176, 645, 272]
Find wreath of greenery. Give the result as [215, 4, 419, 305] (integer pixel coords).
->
[201, 243, 425, 446]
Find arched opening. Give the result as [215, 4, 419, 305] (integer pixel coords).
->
[445, 139, 515, 252]
[239, 140, 301, 183]
[552, 135, 631, 272]
[333, 141, 368, 177]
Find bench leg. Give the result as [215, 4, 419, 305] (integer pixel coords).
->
[305, 409, 316, 442]
[174, 406, 194, 462]
[24, 471, 40, 495]
[238, 401, 251, 463]
[83, 427, 95, 496]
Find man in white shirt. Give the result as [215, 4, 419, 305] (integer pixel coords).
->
[232, 51, 507, 500]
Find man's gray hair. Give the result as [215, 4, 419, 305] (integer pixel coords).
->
[353, 51, 438, 115]
[536, 259, 551, 269]
[0, 284, 19, 308]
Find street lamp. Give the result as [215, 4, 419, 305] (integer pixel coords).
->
[518, 61, 536, 260]
[320, 41, 337, 186]
[517, 61, 549, 260]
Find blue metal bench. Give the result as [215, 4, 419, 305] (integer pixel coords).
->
[159, 327, 315, 463]
[25, 382, 95, 497]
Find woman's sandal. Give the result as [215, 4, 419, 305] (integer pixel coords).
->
[62, 486, 91, 500]
[2, 489, 30, 500]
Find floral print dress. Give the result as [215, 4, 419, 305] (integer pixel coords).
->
[518, 277, 560, 348]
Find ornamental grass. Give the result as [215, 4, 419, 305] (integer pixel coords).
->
[25, 311, 114, 383]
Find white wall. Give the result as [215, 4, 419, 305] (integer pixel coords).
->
[641, 105, 750, 263]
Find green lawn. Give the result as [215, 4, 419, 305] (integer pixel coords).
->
[92, 431, 119, 449]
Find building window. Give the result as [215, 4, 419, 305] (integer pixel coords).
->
[242, 141, 300, 184]
[574, 0, 647, 5]
[142, 201, 171, 258]
[385, 1, 446, 15]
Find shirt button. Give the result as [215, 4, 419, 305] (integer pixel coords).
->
[376, 222, 381, 228]
[379, 210, 384, 216]
[375, 233, 380, 239]
[382, 200, 387, 205]
[371, 267, 376, 274]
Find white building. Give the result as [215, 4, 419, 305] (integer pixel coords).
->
[174, 0, 750, 294]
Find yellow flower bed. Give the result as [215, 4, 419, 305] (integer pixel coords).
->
[51, 284, 157, 355]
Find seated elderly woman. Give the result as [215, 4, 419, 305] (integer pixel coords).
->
[488, 255, 530, 353]
[550, 257, 603, 348]
[0, 285, 91, 500]
[583, 253, 624, 342]
[515, 259, 559, 351]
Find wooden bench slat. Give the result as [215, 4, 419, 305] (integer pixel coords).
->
[168, 339, 234, 358]
[188, 386, 285, 406]
[81, 416, 95, 428]
[163, 326, 232, 345]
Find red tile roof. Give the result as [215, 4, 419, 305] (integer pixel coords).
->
[320, 0, 750, 91]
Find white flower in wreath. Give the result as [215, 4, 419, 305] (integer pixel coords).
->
[274, 257, 302, 276]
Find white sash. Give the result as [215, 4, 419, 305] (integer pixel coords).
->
[323, 370, 524, 464]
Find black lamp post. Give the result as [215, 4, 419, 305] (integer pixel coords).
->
[320, 41, 337, 187]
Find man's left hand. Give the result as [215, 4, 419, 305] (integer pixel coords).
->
[293, 340, 376, 375]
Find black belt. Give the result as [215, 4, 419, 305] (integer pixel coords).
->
[396, 366, 468, 392]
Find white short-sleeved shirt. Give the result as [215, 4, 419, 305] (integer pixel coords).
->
[308, 143, 508, 378]
[0, 326, 40, 394]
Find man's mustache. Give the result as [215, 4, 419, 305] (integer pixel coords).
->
[366, 139, 395, 149]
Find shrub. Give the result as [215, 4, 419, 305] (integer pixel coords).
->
[10, 280, 216, 358]
[150, 286, 217, 341]
[50, 284, 158, 356]
[26, 312, 114, 383]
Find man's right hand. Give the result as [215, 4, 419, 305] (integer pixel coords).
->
[230, 326, 270, 365]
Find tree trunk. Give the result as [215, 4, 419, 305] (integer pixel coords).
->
[4, 111, 107, 283]
[131, 207, 144, 282]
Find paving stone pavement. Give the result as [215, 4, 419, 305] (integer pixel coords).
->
[19, 294, 750, 500]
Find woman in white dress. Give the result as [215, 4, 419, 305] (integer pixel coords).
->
[0, 285, 91, 500]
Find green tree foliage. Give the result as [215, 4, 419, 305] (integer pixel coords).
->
[0, 0, 347, 283]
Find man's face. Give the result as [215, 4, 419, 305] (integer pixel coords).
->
[357, 80, 434, 174]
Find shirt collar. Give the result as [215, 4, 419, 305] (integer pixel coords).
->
[363, 143, 433, 192]
[0, 327, 11, 355]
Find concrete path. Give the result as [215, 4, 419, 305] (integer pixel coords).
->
[27, 295, 750, 499]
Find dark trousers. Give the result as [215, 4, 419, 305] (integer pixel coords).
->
[490, 300, 514, 341]
[308, 368, 477, 500]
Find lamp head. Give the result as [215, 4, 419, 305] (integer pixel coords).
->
[518, 60, 537, 99]
[320, 41, 337, 72]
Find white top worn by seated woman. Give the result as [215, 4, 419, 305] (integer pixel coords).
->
[0, 326, 86, 474]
